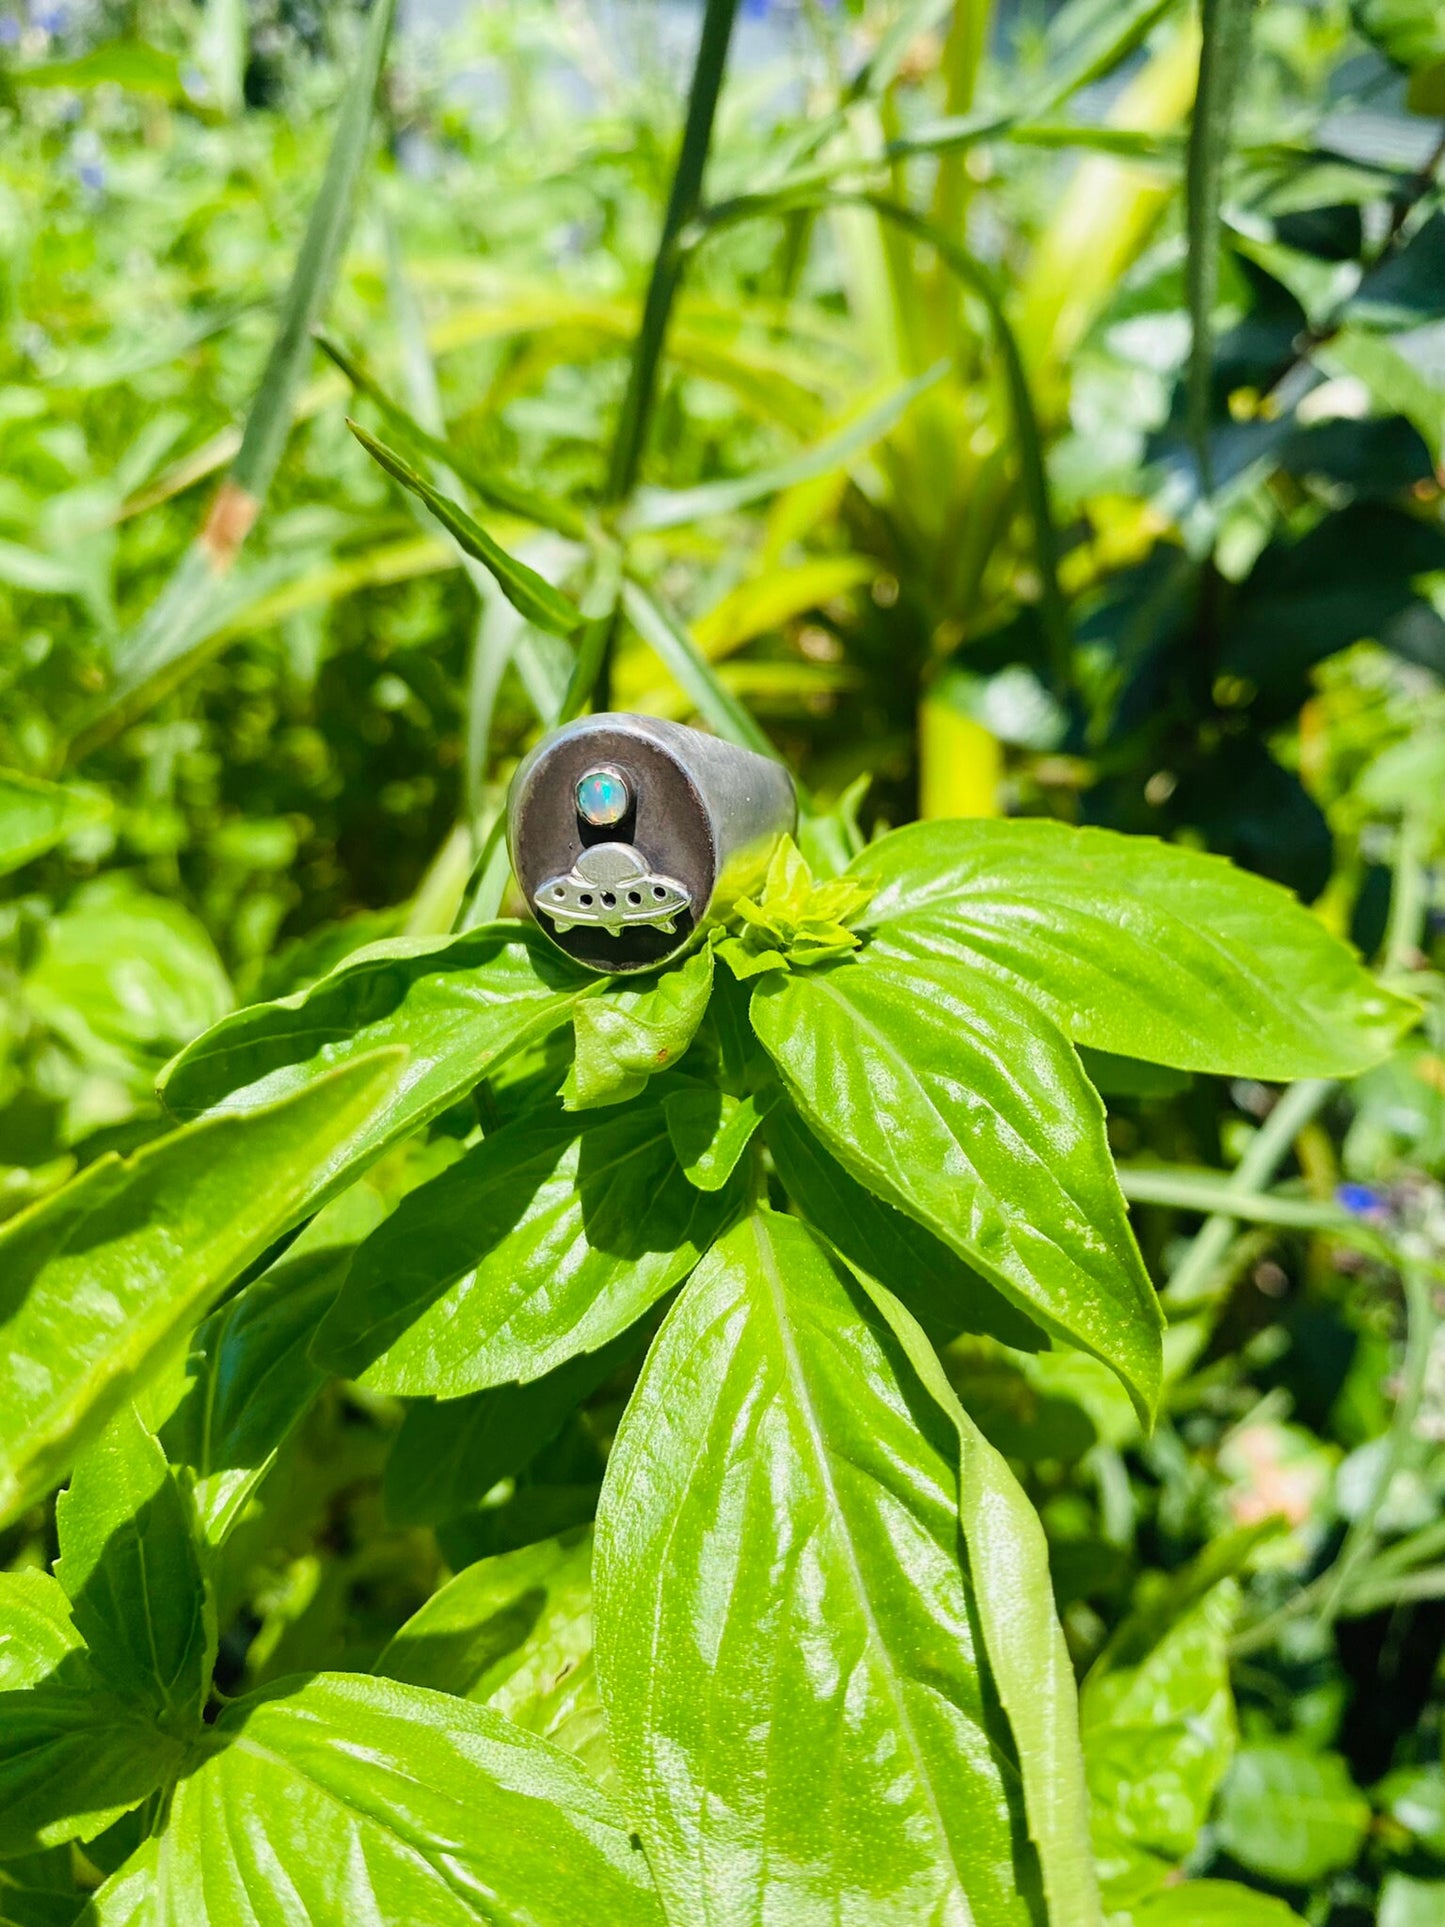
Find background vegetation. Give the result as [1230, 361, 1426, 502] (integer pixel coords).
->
[2, 0, 1445, 1920]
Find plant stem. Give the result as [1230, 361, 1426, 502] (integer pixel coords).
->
[1160, 1078, 1335, 1310]
[604, 0, 741, 507]
[1383, 805, 1430, 978]
[1184, 0, 1254, 499]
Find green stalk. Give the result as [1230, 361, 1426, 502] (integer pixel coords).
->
[1119, 1166, 1354, 1233]
[69, 0, 398, 760]
[1185, 0, 1255, 498]
[604, 0, 742, 506]
[1383, 804, 1431, 977]
[1159, 1078, 1334, 1310]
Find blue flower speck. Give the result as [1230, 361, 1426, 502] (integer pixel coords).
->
[1336, 1182, 1387, 1219]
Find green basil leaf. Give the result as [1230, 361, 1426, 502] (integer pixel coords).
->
[858, 1278, 1102, 1927]
[159, 924, 587, 1213]
[1214, 1744, 1370, 1886]
[79, 1673, 659, 1925]
[384, 1336, 634, 1526]
[26, 879, 232, 1079]
[1082, 1583, 1239, 1907]
[751, 957, 1162, 1419]
[161, 1193, 383, 1547]
[0, 1847, 84, 1927]
[0, 1572, 182, 1858]
[595, 1210, 1038, 1927]
[1131, 1883, 1307, 1927]
[561, 946, 714, 1110]
[377, 1529, 613, 1787]
[0, 1685, 183, 1860]
[662, 1080, 773, 1190]
[0, 1571, 81, 1691]
[854, 819, 1414, 1077]
[316, 1098, 738, 1393]
[0, 1051, 404, 1530]
[764, 1101, 1045, 1351]
[54, 1405, 210, 1724]
[0, 770, 107, 877]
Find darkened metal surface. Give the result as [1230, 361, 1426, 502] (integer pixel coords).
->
[507, 713, 796, 974]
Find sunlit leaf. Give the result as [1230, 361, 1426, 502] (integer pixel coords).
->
[1082, 1582, 1239, 1907]
[315, 1096, 740, 1393]
[54, 1405, 211, 1725]
[595, 1210, 1039, 1926]
[78, 1674, 661, 1925]
[0, 771, 108, 877]
[160, 924, 588, 1214]
[750, 955, 1163, 1417]
[1214, 1744, 1370, 1886]
[853, 818, 1414, 1077]
[0, 1052, 403, 1528]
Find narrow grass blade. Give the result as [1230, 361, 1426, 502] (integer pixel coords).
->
[619, 579, 777, 760]
[374, 238, 574, 742]
[69, 0, 398, 760]
[350, 424, 585, 640]
[605, 0, 742, 503]
[1186, 0, 1255, 496]
[317, 330, 585, 539]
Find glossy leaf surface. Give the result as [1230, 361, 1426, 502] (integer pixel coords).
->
[751, 957, 1162, 1415]
[79, 1673, 661, 1926]
[861, 1279, 1101, 1927]
[595, 1210, 1035, 1927]
[561, 945, 714, 1110]
[316, 1097, 738, 1392]
[160, 924, 587, 1210]
[377, 1530, 612, 1785]
[0, 1052, 402, 1528]
[853, 819, 1412, 1077]
[54, 1405, 211, 1724]
[764, 1102, 1044, 1350]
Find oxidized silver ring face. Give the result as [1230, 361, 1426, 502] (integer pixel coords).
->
[507, 713, 795, 975]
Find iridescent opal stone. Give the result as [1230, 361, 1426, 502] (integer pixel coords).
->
[575, 766, 631, 826]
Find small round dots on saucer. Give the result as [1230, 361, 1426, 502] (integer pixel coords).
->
[575, 765, 631, 827]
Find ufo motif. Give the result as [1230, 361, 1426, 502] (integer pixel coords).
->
[535, 841, 692, 938]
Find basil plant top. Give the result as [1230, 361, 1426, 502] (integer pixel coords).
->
[0, 815, 1412, 1927]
